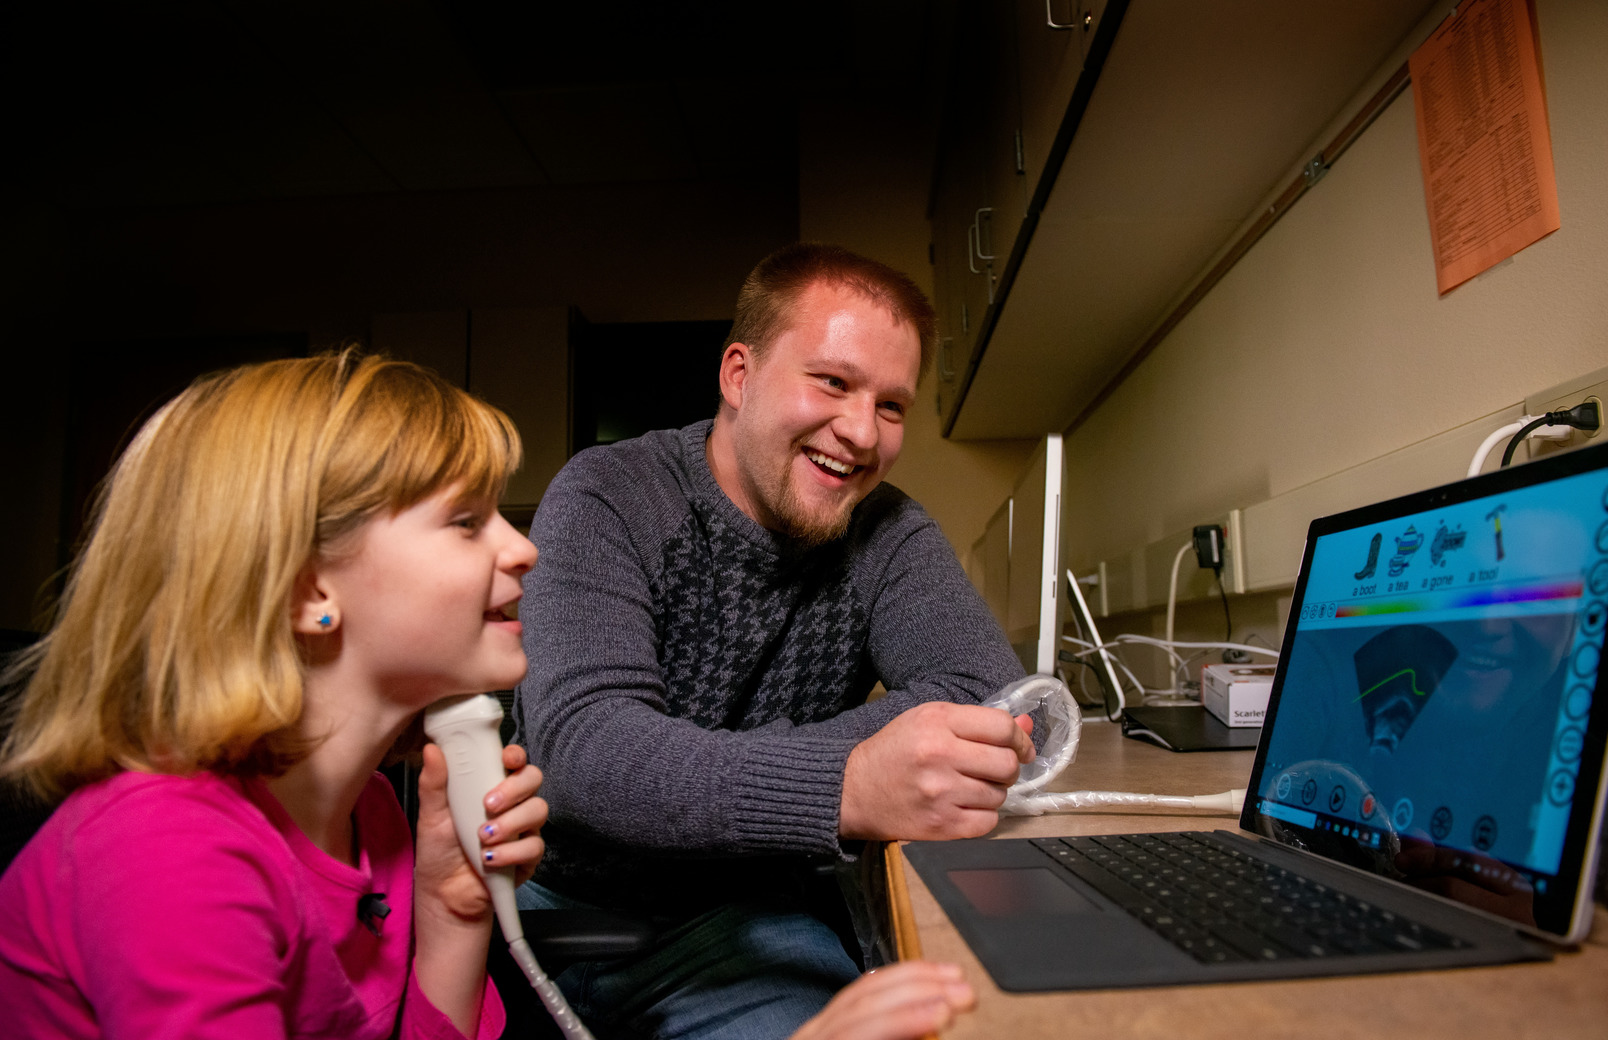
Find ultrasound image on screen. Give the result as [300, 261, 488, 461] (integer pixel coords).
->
[1260, 613, 1573, 873]
[1353, 625, 1460, 754]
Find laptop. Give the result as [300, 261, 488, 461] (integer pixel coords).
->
[904, 440, 1608, 990]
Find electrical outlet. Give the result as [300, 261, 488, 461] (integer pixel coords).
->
[1105, 508, 1248, 613]
[1074, 365, 1607, 609]
[1525, 365, 1608, 461]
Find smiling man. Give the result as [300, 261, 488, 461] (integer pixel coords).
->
[512, 244, 1029, 1040]
[706, 275, 918, 548]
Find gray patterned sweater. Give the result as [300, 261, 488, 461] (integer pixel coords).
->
[513, 420, 1023, 916]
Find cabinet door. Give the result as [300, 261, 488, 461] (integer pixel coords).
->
[929, 197, 970, 419]
[1015, 0, 1087, 192]
[932, 129, 993, 393]
[1077, 0, 1110, 65]
[977, 0, 1029, 266]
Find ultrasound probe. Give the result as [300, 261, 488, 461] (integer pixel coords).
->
[424, 695, 595, 1040]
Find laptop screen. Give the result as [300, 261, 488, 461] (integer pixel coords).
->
[1243, 443, 1608, 939]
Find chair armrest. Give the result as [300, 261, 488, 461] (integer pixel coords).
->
[520, 908, 657, 961]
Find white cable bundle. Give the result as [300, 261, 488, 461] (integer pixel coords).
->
[983, 675, 1245, 817]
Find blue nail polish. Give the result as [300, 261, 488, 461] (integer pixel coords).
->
[481, 823, 496, 838]
[484, 850, 495, 863]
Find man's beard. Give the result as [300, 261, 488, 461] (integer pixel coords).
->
[767, 467, 858, 549]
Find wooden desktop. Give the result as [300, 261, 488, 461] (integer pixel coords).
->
[888, 716, 1608, 1039]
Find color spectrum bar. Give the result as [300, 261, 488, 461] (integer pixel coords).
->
[1336, 579, 1584, 618]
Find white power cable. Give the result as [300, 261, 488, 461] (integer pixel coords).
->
[1467, 416, 1572, 478]
[1062, 569, 1129, 717]
[1164, 542, 1193, 694]
[984, 675, 1245, 817]
[1060, 633, 1279, 710]
[1104, 634, 1280, 660]
[1061, 636, 1162, 703]
[1071, 623, 1192, 695]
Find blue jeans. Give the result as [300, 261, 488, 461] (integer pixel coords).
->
[516, 880, 861, 1040]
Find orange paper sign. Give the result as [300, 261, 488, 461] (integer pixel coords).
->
[1409, 0, 1559, 295]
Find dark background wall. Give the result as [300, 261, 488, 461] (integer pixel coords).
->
[2, 170, 801, 631]
[0, 0, 956, 633]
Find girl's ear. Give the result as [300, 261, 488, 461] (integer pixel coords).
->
[290, 564, 339, 635]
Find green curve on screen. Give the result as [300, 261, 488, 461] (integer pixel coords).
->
[1353, 667, 1432, 703]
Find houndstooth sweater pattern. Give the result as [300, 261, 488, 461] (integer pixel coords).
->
[513, 420, 1023, 915]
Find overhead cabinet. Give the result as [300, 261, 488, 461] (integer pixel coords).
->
[931, 0, 1110, 418]
[929, 0, 1440, 438]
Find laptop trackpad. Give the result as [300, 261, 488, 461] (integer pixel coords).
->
[949, 868, 1098, 917]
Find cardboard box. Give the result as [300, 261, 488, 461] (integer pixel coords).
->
[1202, 663, 1275, 728]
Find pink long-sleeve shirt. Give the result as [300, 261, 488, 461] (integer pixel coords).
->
[0, 769, 504, 1040]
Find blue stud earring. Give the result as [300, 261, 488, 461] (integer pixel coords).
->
[317, 613, 333, 629]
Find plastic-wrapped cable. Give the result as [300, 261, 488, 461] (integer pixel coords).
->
[506, 938, 594, 1040]
[983, 674, 1245, 817]
[1002, 787, 1246, 816]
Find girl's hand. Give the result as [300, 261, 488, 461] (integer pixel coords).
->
[414, 741, 547, 923]
[788, 961, 976, 1040]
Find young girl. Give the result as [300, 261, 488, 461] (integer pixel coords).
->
[0, 352, 973, 1040]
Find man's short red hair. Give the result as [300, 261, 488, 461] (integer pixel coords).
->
[724, 243, 937, 378]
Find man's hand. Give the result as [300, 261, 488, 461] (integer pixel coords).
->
[840, 701, 1035, 841]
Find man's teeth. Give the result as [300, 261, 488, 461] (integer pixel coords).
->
[805, 450, 855, 475]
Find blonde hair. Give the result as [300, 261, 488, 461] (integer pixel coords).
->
[0, 350, 521, 800]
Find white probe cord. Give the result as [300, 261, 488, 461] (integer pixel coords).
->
[983, 675, 1246, 817]
[505, 937, 594, 1040]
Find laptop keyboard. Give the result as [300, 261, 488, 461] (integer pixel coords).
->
[1031, 831, 1469, 965]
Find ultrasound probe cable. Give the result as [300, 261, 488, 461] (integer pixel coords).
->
[983, 675, 1246, 817]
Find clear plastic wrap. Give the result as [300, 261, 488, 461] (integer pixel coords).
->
[1004, 789, 1202, 816]
[983, 674, 1082, 814]
[982, 674, 1243, 817]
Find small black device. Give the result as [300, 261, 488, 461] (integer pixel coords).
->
[1120, 704, 1261, 752]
